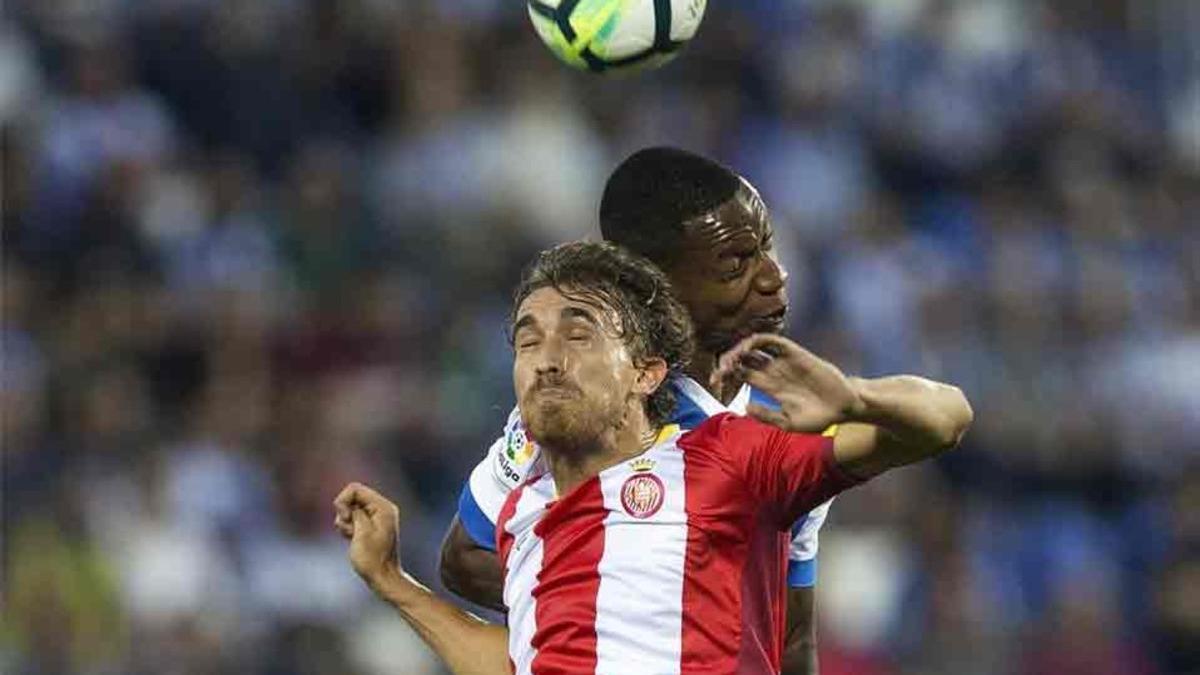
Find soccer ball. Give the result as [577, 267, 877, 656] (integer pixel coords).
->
[527, 0, 708, 73]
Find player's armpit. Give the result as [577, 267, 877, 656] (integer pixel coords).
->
[782, 586, 818, 675]
[439, 516, 507, 611]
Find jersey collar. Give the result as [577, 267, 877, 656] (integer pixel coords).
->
[670, 374, 751, 417]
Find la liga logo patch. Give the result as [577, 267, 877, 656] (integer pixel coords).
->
[620, 473, 665, 519]
[505, 424, 535, 466]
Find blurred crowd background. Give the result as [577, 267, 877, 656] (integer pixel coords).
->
[2, 0, 1198, 673]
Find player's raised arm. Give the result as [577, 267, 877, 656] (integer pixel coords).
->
[440, 407, 538, 610]
[714, 334, 973, 479]
[334, 483, 510, 675]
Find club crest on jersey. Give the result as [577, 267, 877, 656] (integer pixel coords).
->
[620, 472, 665, 519]
[505, 423, 535, 466]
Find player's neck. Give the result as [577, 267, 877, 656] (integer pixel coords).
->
[542, 410, 659, 496]
[685, 349, 737, 405]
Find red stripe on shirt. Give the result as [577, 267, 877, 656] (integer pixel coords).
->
[679, 444, 744, 675]
[530, 478, 607, 675]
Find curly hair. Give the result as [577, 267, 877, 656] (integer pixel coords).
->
[510, 241, 694, 426]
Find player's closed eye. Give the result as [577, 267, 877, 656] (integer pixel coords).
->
[515, 330, 541, 350]
[721, 255, 752, 281]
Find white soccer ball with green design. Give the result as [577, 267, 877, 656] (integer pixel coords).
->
[527, 0, 708, 73]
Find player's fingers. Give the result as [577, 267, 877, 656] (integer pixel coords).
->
[717, 336, 795, 382]
[713, 344, 762, 385]
[334, 516, 354, 539]
[738, 365, 781, 394]
[740, 333, 801, 358]
[724, 334, 785, 360]
[351, 506, 374, 532]
[710, 354, 744, 392]
[738, 349, 773, 371]
[336, 482, 387, 516]
[746, 402, 790, 429]
[712, 352, 740, 383]
[333, 500, 351, 523]
[717, 344, 741, 371]
[334, 482, 364, 512]
[719, 336, 760, 368]
[360, 486, 392, 517]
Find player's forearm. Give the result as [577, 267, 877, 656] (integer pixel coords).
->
[840, 376, 973, 474]
[782, 587, 818, 675]
[440, 519, 507, 611]
[370, 568, 511, 675]
[781, 639, 818, 675]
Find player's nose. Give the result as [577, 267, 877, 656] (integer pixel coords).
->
[753, 253, 787, 294]
[534, 334, 566, 375]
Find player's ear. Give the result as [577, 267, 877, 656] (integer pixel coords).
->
[635, 357, 669, 396]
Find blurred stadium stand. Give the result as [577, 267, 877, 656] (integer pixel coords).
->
[2, 1, 1198, 673]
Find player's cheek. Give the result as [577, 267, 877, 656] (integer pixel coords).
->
[512, 356, 532, 394]
[724, 287, 757, 322]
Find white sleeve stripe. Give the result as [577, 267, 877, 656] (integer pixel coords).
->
[789, 499, 833, 562]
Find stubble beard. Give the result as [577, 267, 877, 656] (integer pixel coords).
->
[526, 394, 624, 462]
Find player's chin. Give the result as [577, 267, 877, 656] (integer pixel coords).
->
[526, 401, 578, 439]
[708, 324, 781, 356]
[746, 311, 788, 336]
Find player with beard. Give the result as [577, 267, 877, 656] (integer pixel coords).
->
[336, 241, 972, 674]
[441, 148, 899, 673]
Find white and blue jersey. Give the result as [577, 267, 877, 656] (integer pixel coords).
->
[458, 375, 835, 588]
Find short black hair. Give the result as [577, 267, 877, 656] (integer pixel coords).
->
[511, 241, 694, 426]
[599, 147, 743, 266]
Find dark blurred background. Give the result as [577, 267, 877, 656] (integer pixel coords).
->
[2, 0, 1198, 673]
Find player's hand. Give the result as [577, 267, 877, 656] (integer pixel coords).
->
[334, 482, 402, 590]
[713, 334, 864, 434]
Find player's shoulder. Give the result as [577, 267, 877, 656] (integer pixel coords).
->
[677, 413, 831, 462]
[484, 406, 541, 489]
[679, 411, 772, 444]
[669, 414, 759, 513]
[676, 412, 768, 464]
[678, 411, 735, 443]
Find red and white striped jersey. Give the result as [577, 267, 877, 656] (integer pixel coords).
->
[495, 413, 862, 675]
